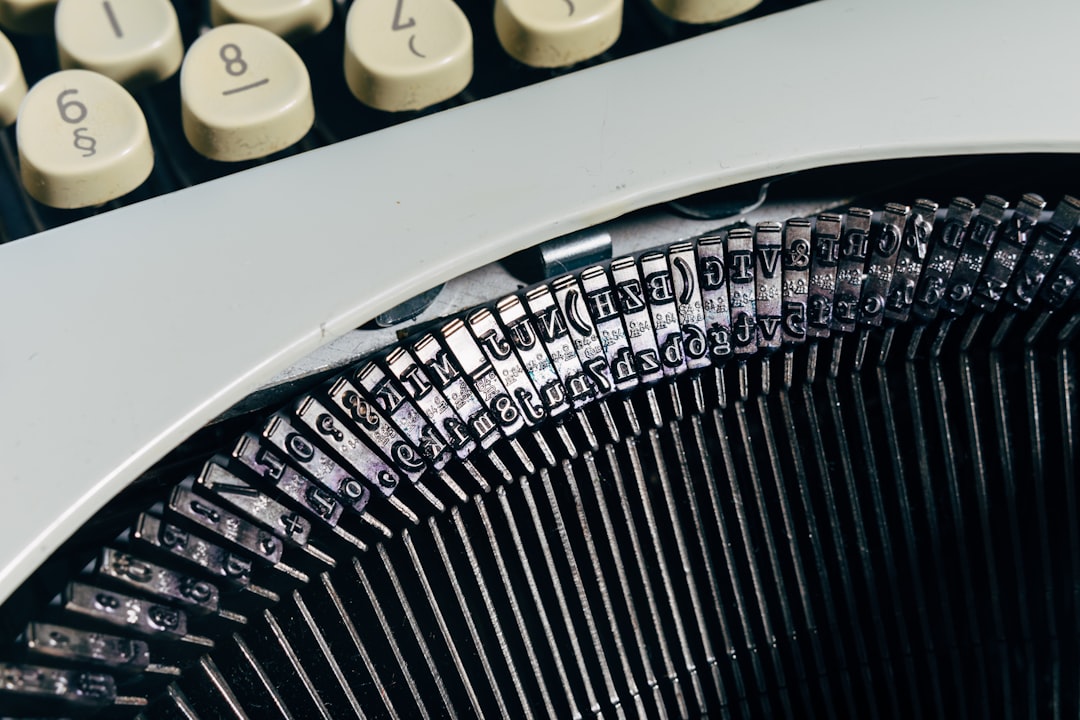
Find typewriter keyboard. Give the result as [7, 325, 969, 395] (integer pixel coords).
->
[0, 0, 808, 240]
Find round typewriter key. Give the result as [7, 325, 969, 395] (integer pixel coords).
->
[345, 0, 472, 112]
[210, 0, 332, 42]
[0, 29, 25, 126]
[649, 0, 759, 25]
[0, 0, 55, 35]
[180, 23, 313, 161]
[16, 69, 153, 208]
[55, 0, 183, 90]
[495, 0, 620, 68]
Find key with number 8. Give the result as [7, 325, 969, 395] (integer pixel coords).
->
[17, 69, 153, 208]
[181, 24, 314, 162]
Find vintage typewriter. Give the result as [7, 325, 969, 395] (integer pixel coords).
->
[1, 0, 1079, 716]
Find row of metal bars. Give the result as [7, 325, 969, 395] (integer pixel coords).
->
[137, 304, 1078, 720]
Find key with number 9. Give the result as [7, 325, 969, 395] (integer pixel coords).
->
[16, 69, 153, 208]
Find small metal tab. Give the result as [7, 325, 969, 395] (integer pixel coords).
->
[496, 294, 572, 416]
[549, 273, 617, 400]
[724, 227, 757, 355]
[63, 582, 190, 641]
[972, 194, 1045, 312]
[441, 317, 528, 438]
[467, 308, 548, 427]
[216, 442, 355, 534]
[0, 662, 116, 708]
[831, 207, 872, 333]
[579, 265, 639, 392]
[752, 222, 784, 350]
[640, 250, 687, 375]
[372, 284, 445, 328]
[1041, 235, 1080, 309]
[327, 376, 431, 480]
[610, 256, 665, 383]
[261, 414, 374, 512]
[132, 513, 253, 587]
[696, 234, 733, 360]
[503, 226, 613, 283]
[25, 621, 151, 671]
[167, 485, 284, 565]
[884, 199, 937, 323]
[94, 547, 220, 614]
[294, 395, 405, 495]
[780, 218, 811, 344]
[524, 283, 596, 407]
[941, 195, 1009, 316]
[356, 361, 453, 470]
[1006, 195, 1080, 310]
[668, 241, 710, 371]
[859, 202, 909, 326]
[807, 213, 841, 338]
[386, 346, 479, 459]
[913, 197, 976, 321]
[412, 331, 502, 449]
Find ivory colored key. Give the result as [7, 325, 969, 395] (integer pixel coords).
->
[650, 0, 760, 25]
[0, 30, 26, 125]
[181, 24, 314, 162]
[55, 0, 184, 90]
[17, 69, 153, 207]
[210, 0, 332, 42]
[495, 0, 620, 68]
[0, 0, 55, 35]
[344, 0, 472, 112]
